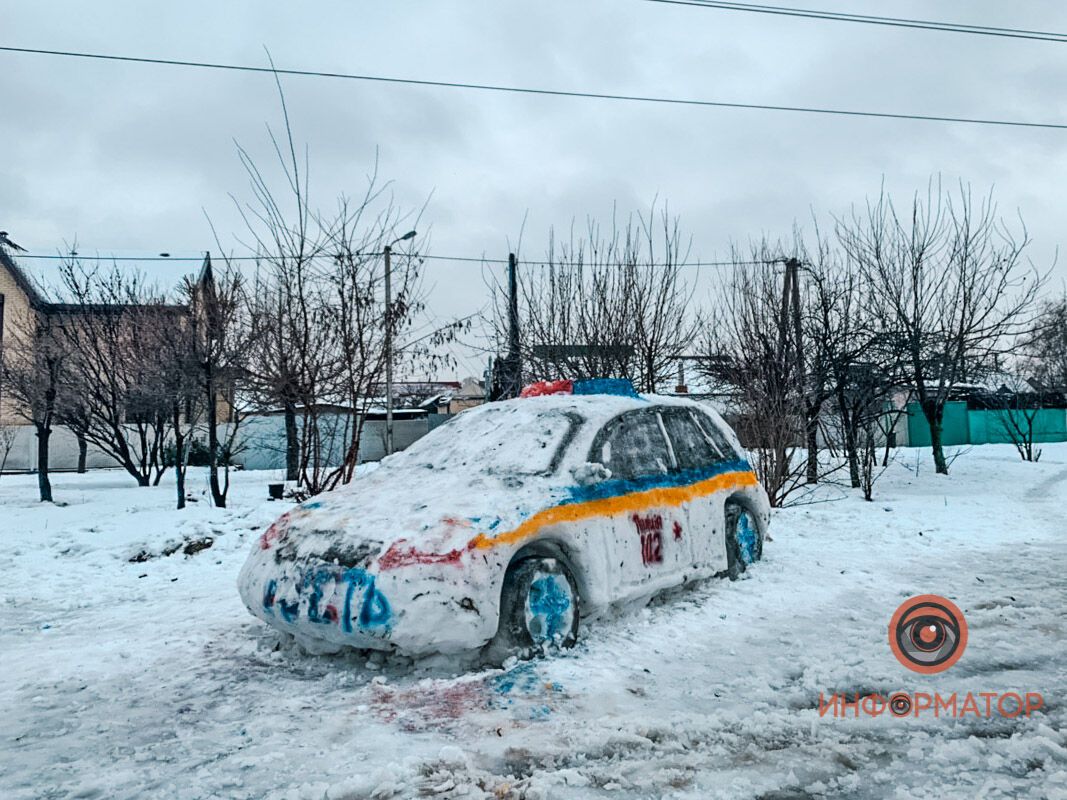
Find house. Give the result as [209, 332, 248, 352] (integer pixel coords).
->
[0, 247, 225, 472]
[0, 247, 45, 426]
[448, 376, 486, 412]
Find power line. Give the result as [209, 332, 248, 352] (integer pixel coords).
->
[12, 252, 506, 264]
[12, 251, 754, 268]
[1, 45, 1065, 130]
[639, 0, 1067, 43]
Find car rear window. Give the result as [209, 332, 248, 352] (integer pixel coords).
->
[690, 410, 740, 462]
[660, 407, 719, 471]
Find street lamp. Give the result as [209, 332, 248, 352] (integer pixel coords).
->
[384, 230, 416, 456]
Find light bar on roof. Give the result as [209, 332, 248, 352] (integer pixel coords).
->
[519, 378, 639, 399]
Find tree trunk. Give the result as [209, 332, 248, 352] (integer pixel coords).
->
[151, 416, 168, 486]
[173, 402, 186, 510]
[137, 426, 150, 485]
[109, 426, 150, 486]
[834, 387, 861, 488]
[922, 400, 949, 475]
[805, 405, 819, 484]
[76, 432, 87, 474]
[861, 430, 876, 501]
[36, 423, 53, 503]
[284, 399, 299, 482]
[881, 417, 895, 468]
[207, 372, 226, 508]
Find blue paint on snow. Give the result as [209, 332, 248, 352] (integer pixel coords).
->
[490, 663, 563, 720]
[564, 458, 752, 505]
[340, 567, 392, 632]
[493, 661, 542, 695]
[262, 579, 277, 613]
[278, 597, 299, 623]
[303, 568, 335, 624]
[572, 377, 640, 398]
[352, 569, 392, 629]
[527, 574, 572, 642]
[261, 566, 391, 633]
[736, 510, 758, 565]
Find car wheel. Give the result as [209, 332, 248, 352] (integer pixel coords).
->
[490, 557, 580, 661]
[725, 502, 762, 581]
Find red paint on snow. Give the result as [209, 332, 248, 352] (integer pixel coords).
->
[520, 379, 573, 398]
[259, 513, 292, 550]
[378, 540, 469, 570]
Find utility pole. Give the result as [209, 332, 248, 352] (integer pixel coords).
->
[384, 243, 394, 457]
[786, 257, 804, 390]
[383, 230, 416, 457]
[506, 252, 521, 398]
[777, 259, 793, 362]
[783, 257, 816, 483]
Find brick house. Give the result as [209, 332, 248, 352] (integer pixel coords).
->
[0, 249, 231, 471]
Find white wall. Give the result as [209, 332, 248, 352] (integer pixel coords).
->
[0, 423, 239, 473]
[236, 413, 436, 472]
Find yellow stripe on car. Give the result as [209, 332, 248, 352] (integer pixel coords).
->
[469, 470, 759, 552]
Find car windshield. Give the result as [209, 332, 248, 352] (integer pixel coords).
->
[395, 405, 580, 476]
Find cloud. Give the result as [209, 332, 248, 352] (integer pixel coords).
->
[3, 0, 1065, 376]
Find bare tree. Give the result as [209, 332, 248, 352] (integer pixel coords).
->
[838, 181, 1045, 474]
[700, 245, 805, 507]
[803, 243, 907, 490]
[1, 311, 66, 501]
[49, 260, 176, 486]
[231, 74, 453, 495]
[986, 371, 1052, 463]
[490, 206, 699, 392]
[0, 424, 16, 478]
[183, 259, 254, 508]
[1019, 294, 1067, 391]
[136, 289, 201, 509]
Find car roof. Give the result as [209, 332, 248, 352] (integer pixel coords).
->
[468, 391, 708, 422]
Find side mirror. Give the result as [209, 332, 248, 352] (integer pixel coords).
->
[571, 462, 612, 486]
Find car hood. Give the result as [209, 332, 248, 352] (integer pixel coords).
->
[257, 458, 576, 571]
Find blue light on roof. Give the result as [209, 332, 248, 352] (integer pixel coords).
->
[572, 378, 640, 398]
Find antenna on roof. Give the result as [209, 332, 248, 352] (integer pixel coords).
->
[0, 231, 27, 252]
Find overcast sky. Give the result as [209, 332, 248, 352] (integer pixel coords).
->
[4, 0, 1066, 378]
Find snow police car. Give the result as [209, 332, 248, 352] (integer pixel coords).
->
[238, 378, 771, 659]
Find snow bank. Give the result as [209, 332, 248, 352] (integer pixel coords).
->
[2, 446, 1066, 798]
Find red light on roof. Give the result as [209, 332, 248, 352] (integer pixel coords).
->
[519, 379, 573, 398]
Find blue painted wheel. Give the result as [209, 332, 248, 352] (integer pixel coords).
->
[524, 571, 576, 644]
[491, 557, 580, 661]
[725, 503, 762, 581]
[736, 510, 759, 565]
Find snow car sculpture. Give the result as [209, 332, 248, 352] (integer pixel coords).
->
[238, 379, 771, 658]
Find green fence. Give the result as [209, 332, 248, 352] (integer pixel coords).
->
[907, 401, 1067, 446]
[907, 401, 969, 447]
[968, 409, 1067, 445]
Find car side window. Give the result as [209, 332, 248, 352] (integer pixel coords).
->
[591, 408, 673, 481]
[660, 407, 719, 471]
[690, 409, 740, 462]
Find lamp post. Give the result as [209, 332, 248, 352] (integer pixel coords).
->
[384, 230, 416, 456]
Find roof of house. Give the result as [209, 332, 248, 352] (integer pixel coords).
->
[0, 248, 48, 309]
[0, 248, 190, 316]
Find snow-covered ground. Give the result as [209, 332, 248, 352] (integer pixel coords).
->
[2, 447, 1065, 799]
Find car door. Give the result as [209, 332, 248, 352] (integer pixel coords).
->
[665, 409, 742, 571]
[587, 407, 689, 596]
[654, 406, 719, 570]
